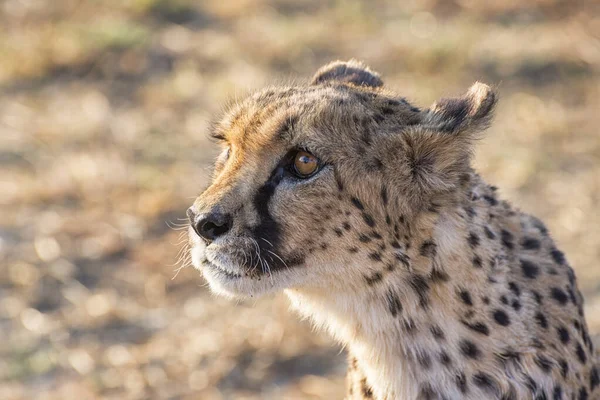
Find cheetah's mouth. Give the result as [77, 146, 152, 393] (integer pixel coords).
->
[202, 260, 243, 280]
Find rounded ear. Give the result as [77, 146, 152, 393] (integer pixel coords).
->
[311, 60, 383, 88]
[422, 82, 498, 134]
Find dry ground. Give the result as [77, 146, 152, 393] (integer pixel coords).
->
[0, 0, 599, 399]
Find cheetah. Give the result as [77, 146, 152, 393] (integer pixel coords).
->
[187, 60, 599, 399]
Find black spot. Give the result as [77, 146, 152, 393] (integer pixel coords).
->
[576, 342, 587, 364]
[360, 128, 372, 145]
[535, 312, 548, 329]
[508, 282, 521, 297]
[500, 295, 509, 305]
[408, 275, 430, 308]
[381, 106, 395, 115]
[493, 310, 510, 326]
[385, 214, 391, 225]
[496, 350, 521, 365]
[369, 252, 382, 262]
[386, 289, 402, 317]
[559, 359, 569, 378]
[419, 384, 437, 400]
[550, 287, 568, 305]
[395, 253, 411, 269]
[520, 259, 540, 279]
[483, 195, 498, 206]
[553, 385, 562, 400]
[579, 387, 588, 400]
[484, 226, 496, 239]
[365, 272, 383, 285]
[371, 231, 383, 240]
[532, 290, 543, 304]
[351, 197, 365, 211]
[420, 240, 437, 257]
[465, 206, 476, 218]
[391, 240, 402, 249]
[358, 234, 371, 243]
[557, 326, 570, 344]
[468, 232, 480, 248]
[501, 230, 514, 249]
[430, 269, 450, 283]
[590, 366, 599, 391]
[366, 157, 384, 171]
[348, 246, 359, 254]
[511, 300, 521, 312]
[535, 355, 553, 373]
[535, 391, 548, 400]
[361, 378, 374, 398]
[482, 296, 490, 305]
[372, 113, 385, 124]
[430, 325, 445, 341]
[417, 352, 432, 369]
[521, 237, 541, 250]
[473, 372, 499, 393]
[551, 248, 566, 265]
[460, 340, 480, 359]
[362, 213, 376, 227]
[531, 217, 549, 236]
[380, 186, 388, 206]
[342, 222, 351, 230]
[525, 376, 537, 392]
[403, 318, 416, 333]
[454, 372, 468, 394]
[459, 290, 473, 306]
[286, 252, 305, 267]
[439, 351, 452, 367]
[461, 320, 490, 336]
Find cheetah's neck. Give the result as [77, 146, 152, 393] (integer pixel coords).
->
[286, 208, 498, 399]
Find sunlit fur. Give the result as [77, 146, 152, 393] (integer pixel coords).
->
[189, 60, 599, 400]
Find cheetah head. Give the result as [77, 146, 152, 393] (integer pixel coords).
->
[188, 60, 496, 298]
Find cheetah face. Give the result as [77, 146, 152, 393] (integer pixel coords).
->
[188, 60, 496, 298]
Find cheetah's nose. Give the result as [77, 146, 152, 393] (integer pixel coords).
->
[187, 207, 232, 243]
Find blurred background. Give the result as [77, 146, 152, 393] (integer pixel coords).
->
[1, 0, 599, 399]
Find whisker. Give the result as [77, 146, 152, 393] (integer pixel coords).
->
[267, 250, 290, 271]
[260, 238, 274, 247]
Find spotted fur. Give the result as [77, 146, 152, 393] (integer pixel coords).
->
[189, 60, 599, 400]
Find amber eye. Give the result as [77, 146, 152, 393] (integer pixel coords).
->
[292, 150, 320, 178]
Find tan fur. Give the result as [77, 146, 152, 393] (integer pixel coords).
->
[189, 60, 599, 400]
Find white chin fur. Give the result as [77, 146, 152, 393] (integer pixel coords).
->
[191, 245, 284, 298]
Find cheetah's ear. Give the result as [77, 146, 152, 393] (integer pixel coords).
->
[422, 82, 497, 135]
[311, 60, 384, 88]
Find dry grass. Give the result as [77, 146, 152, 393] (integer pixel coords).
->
[0, 0, 599, 399]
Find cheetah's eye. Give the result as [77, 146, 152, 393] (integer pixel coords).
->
[291, 150, 320, 178]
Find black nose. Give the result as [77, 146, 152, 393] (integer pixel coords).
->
[187, 207, 232, 242]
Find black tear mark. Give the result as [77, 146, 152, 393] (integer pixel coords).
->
[251, 166, 284, 269]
